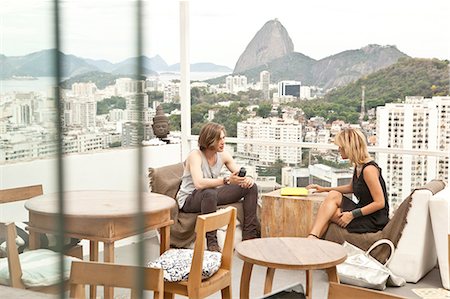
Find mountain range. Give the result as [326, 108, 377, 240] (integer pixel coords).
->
[221, 19, 408, 90]
[1, 19, 416, 91]
[0, 49, 232, 79]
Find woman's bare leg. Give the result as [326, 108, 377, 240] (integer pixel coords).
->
[308, 191, 343, 238]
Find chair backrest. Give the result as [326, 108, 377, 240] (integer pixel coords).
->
[189, 206, 236, 288]
[328, 282, 407, 299]
[69, 261, 164, 299]
[0, 185, 43, 204]
[148, 163, 183, 199]
[0, 222, 26, 289]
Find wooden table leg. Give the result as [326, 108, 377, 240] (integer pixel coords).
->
[160, 225, 170, 254]
[28, 231, 40, 250]
[305, 270, 312, 299]
[89, 241, 99, 299]
[240, 262, 254, 299]
[326, 266, 339, 283]
[103, 242, 115, 299]
[264, 268, 275, 295]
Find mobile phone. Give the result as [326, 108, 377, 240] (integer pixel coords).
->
[238, 167, 246, 177]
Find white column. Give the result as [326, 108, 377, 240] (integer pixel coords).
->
[180, 0, 191, 160]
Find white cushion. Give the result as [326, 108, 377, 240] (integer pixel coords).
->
[0, 249, 79, 287]
[429, 186, 449, 289]
[147, 248, 221, 282]
[388, 189, 437, 282]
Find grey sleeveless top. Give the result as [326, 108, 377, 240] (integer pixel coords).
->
[176, 150, 224, 208]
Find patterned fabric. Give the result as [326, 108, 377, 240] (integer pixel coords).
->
[147, 248, 222, 282]
[0, 249, 79, 287]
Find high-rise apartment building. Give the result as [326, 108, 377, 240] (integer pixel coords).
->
[237, 118, 302, 165]
[376, 96, 450, 208]
[260, 71, 270, 100]
[63, 96, 97, 129]
[71, 82, 97, 97]
[225, 75, 247, 94]
[278, 81, 301, 98]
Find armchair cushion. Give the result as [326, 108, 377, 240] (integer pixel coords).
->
[147, 248, 221, 282]
[0, 249, 79, 287]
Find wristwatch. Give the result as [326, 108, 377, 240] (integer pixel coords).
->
[223, 176, 230, 185]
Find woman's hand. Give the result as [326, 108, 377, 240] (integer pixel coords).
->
[306, 184, 326, 193]
[337, 211, 354, 227]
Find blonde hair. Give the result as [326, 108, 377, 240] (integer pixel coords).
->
[334, 128, 371, 165]
[198, 122, 226, 151]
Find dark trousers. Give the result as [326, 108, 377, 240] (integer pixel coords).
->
[181, 184, 259, 245]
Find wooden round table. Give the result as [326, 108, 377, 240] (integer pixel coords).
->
[25, 190, 175, 299]
[235, 237, 347, 299]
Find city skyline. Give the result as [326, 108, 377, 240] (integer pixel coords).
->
[1, 0, 449, 68]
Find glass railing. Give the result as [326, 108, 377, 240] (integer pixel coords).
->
[185, 135, 449, 210]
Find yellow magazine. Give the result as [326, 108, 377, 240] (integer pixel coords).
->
[280, 187, 309, 196]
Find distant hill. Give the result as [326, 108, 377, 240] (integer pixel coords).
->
[0, 50, 231, 79]
[167, 62, 232, 73]
[207, 44, 408, 89]
[234, 19, 294, 73]
[312, 44, 408, 90]
[60, 71, 146, 90]
[213, 18, 409, 90]
[296, 58, 450, 123]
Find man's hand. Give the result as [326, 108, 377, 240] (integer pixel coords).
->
[240, 177, 254, 189]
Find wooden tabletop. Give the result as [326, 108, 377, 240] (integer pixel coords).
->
[263, 189, 328, 201]
[25, 190, 175, 218]
[236, 237, 347, 270]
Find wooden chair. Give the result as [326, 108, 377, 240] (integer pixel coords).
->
[164, 206, 237, 299]
[0, 184, 43, 204]
[328, 282, 407, 299]
[0, 185, 83, 259]
[0, 221, 74, 293]
[69, 261, 164, 299]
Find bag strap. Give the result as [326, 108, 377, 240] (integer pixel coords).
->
[365, 239, 395, 265]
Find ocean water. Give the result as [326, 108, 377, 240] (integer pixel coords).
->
[0, 72, 230, 95]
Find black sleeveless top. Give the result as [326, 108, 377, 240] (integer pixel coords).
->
[343, 161, 389, 233]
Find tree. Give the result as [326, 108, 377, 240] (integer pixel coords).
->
[256, 102, 272, 118]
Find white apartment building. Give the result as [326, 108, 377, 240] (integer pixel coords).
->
[260, 71, 270, 100]
[278, 80, 301, 98]
[300, 86, 312, 100]
[109, 109, 125, 122]
[282, 167, 310, 187]
[125, 93, 150, 122]
[71, 82, 97, 97]
[237, 118, 302, 165]
[309, 164, 353, 187]
[225, 75, 247, 94]
[163, 82, 180, 103]
[63, 96, 97, 128]
[115, 78, 145, 96]
[376, 96, 450, 208]
[12, 102, 32, 125]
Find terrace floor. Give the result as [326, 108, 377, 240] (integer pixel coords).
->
[91, 234, 443, 299]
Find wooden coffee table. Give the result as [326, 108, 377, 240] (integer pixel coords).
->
[236, 237, 347, 299]
[261, 189, 327, 237]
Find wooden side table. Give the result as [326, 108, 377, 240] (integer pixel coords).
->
[236, 237, 347, 299]
[261, 189, 327, 237]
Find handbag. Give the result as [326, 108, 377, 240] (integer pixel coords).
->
[336, 239, 406, 290]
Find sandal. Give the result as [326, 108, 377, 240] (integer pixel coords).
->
[308, 233, 320, 239]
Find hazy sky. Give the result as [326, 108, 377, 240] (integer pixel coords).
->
[1, 0, 449, 68]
